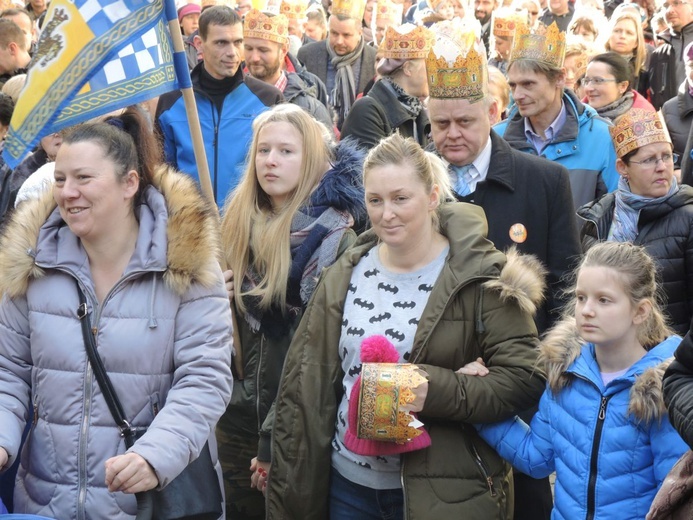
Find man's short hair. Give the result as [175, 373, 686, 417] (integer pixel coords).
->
[0, 92, 14, 127]
[1, 8, 32, 20]
[198, 5, 241, 40]
[0, 18, 27, 51]
[508, 58, 564, 84]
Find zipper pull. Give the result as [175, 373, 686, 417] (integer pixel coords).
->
[486, 476, 497, 497]
[598, 396, 607, 420]
[91, 327, 98, 336]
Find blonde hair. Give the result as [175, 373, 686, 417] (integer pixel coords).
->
[568, 242, 673, 348]
[362, 134, 453, 231]
[1, 73, 25, 103]
[604, 11, 647, 74]
[220, 104, 334, 312]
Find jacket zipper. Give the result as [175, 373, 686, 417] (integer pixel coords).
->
[256, 334, 265, 431]
[586, 395, 610, 520]
[471, 443, 497, 497]
[401, 458, 408, 520]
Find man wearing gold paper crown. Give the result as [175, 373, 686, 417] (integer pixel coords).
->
[156, 6, 283, 206]
[242, 9, 334, 131]
[426, 18, 580, 520]
[279, 0, 314, 46]
[488, 7, 525, 76]
[369, 0, 403, 47]
[341, 24, 432, 149]
[297, 0, 377, 129]
[494, 20, 619, 211]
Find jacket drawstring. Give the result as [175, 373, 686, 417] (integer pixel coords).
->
[148, 275, 158, 329]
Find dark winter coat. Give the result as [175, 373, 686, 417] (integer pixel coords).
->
[578, 186, 693, 334]
[266, 203, 547, 519]
[648, 23, 693, 110]
[662, 82, 693, 183]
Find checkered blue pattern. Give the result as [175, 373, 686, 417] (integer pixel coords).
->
[90, 27, 162, 88]
[76, 0, 142, 34]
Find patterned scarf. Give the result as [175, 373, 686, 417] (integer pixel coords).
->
[381, 76, 423, 118]
[328, 37, 365, 129]
[609, 176, 679, 243]
[595, 91, 634, 122]
[241, 205, 353, 336]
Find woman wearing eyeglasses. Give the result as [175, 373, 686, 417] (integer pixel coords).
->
[578, 108, 693, 334]
[583, 52, 654, 121]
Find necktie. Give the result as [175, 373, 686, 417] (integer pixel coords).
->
[454, 164, 474, 197]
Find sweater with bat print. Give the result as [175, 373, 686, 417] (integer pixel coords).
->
[331, 243, 448, 489]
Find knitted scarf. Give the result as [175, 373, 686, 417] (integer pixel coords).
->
[241, 205, 353, 336]
[595, 91, 634, 122]
[609, 176, 679, 243]
[327, 37, 365, 128]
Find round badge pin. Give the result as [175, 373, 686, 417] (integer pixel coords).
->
[509, 223, 527, 244]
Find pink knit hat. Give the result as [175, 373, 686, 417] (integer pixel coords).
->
[344, 335, 431, 456]
[178, 3, 201, 22]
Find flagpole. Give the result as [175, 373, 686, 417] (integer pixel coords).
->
[167, 18, 245, 380]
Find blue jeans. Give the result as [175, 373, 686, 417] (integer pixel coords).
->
[329, 468, 404, 520]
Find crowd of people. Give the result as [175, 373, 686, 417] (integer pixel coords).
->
[2, 0, 693, 518]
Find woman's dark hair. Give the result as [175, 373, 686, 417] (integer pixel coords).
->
[0, 93, 15, 127]
[62, 106, 162, 206]
[588, 51, 635, 91]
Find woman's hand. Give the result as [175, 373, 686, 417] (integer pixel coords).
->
[223, 270, 234, 301]
[250, 456, 270, 495]
[0, 447, 8, 469]
[105, 452, 159, 494]
[455, 357, 489, 376]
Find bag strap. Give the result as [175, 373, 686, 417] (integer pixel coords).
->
[75, 280, 134, 440]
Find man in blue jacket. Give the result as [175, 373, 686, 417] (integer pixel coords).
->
[156, 6, 283, 205]
[494, 21, 618, 210]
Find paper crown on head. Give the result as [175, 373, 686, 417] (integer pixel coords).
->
[609, 109, 672, 159]
[243, 9, 290, 45]
[510, 20, 566, 68]
[379, 24, 434, 60]
[426, 17, 488, 101]
[375, 0, 404, 25]
[492, 7, 526, 37]
[279, 0, 307, 20]
[331, 0, 367, 20]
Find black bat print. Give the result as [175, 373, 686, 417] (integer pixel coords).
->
[364, 268, 380, 278]
[418, 283, 433, 292]
[348, 364, 362, 377]
[338, 410, 346, 427]
[356, 461, 372, 469]
[393, 301, 416, 309]
[377, 282, 399, 294]
[376, 456, 388, 463]
[342, 318, 349, 327]
[342, 347, 348, 359]
[385, 328, 405, 342]
[408, 317, 419, 326]
[347, 327, 365, 336]
[348, 283, 357, 293]
[354, 298, 375, 310]
[403, 351, 411, 361]
[369, 312, 392, 323]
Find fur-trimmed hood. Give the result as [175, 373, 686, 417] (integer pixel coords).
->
[0, 165, 221, 299]
[483, 246, 547, 318]
[539, 317, 676, 423]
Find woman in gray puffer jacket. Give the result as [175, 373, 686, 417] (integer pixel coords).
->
[0, 110, 233, 519]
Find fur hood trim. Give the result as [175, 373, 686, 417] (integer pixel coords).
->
[539, 317, 673, 422]
[483, 246, 547, 316]
[0, 165, 221, 299]
[309, 138, 366, 222]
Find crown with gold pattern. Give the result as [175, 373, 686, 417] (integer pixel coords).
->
[510, 20, 566, 68]
[492, 7, 526, 37]
[331, 0, 367, 20]
[426, 18, 488, 101]
[243, 9, 289, 45]
[379, 24, 434, 60]
[375, 0, 404, 25]
[610, 109, 672, 159]
[279, 0, 308, 19]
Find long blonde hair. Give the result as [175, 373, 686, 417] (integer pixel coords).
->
[220, 104, 334, 312]
[604, 11, 647, 74]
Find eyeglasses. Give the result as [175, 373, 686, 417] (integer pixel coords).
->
[582, 77, 619, 86]
[662, 0, 688, 8]
[629, 153, 679, 168]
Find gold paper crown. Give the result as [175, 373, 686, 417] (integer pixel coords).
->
[609, 109, 672, 159]
[492, 7, 527, 37]
[279, 0, 307, 20]
[331, 0, 367, 20]
[379, 24, 434, 60]
[243, 9, 289, 45]
[426, 18, 487, 100]
[375, 0, 404, 25]
[510, 20, 566, 68]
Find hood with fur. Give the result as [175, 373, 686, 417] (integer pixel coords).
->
[0, 165, 221, 299]
[539, 317, 673, 423]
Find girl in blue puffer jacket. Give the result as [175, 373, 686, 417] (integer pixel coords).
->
[461, 241, 689, 520]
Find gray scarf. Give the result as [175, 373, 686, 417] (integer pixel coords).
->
[595, 91, 634, 122]
[327, 37, 365, 128]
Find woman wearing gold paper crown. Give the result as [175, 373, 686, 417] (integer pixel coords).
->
[341, 24, 433, 151]
[578, 109, 693, 334]
[265, 132, 547, 519]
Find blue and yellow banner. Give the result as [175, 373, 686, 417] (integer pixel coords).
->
[3, 0, 189, 168]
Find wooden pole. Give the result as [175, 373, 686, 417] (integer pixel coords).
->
[168, 19, 244, 380]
